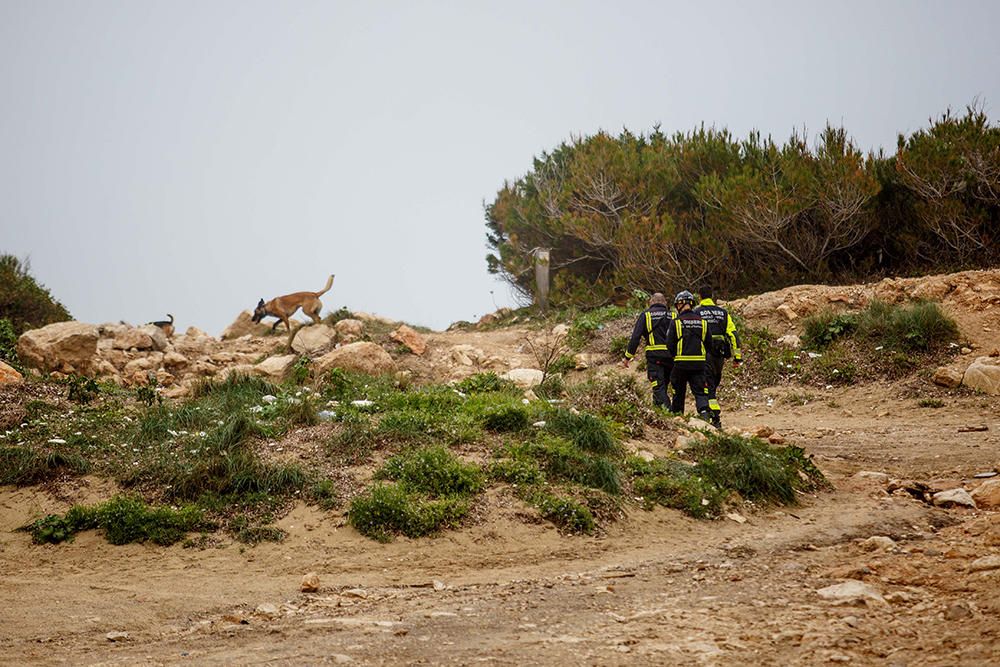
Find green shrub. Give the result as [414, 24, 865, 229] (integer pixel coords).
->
[609, 335, 629, 357]
[0, 255, 71, 334]
[310, 479, 340, 510]
[567, 306, 631, 349]
[348, 483, 470, 542]
[917, 398, 945, 408]
[802, 311, 856, 349]
[807, 349, 858, 385]
[535, 374, 566, 400]
[857, 300, 958, 352]
[0, 318, 19, 369]
[512, 437, 622, 495]
[0, 446, 90, 486]
[549, 354, 576, 375]
[627, 457, 723, 518]
[488, 458, 545, 485]
[529, 492, 595, 534]
[454, 372, 517, 395]
[67, 375, 100, 404]
[377, 446, 483, 497]
[546, 409, 619, 456]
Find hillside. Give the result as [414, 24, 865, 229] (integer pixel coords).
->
[1, 269, 999, 665]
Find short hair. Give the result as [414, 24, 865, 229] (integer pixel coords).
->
[650, 292, 667, 306]
[699, 285, 714, 299]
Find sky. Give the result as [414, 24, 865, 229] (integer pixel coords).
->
[2, 1, 999, 334]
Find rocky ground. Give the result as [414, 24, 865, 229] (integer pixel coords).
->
[1, 269, 1000, 665]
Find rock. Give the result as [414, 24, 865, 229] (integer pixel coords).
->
[341, 588, 368, 599]
[123, 353, 164, 378]
[971, 479, 1000, 509]
[163, 351, 189, 371]
[314, 342, 396, 376]
[860, 536, 896, 552]
[853, 471, 889, 483]
[17, 322, 100, 375]
[254, 603, 280, 619]
[767, 434, 786, 445]
[636, 450, 655, 462]
[0, 360, 23, 385]
[300, 572, 320, 593]
[573, 352, 606, 370]
[961, 346, 973, 355]
[944, 602, 973, 621]
[969, 555, 1000, 573]
[185, 326, 211, 338]
[105, 631, 129, 642]
[255, 355, 299, 381]
[725, 512, 747, 524]
[776, 334, 802, 349]
[449, 344, 483, 366]
[221, 311, 273, 340]
[291, 324, 337, 356]
[501, 368, 545, 388]
[932, 488, 976, 508]
[932, 366, 964, 389]
[551, 323, 570, 337]
[333, 319, 365, 343]
[112, 328, 155, 351]
[432, 580, 446, 591]
[389, 325, 427, 356]
[963, 356, 1000, 395]
[816, 581, 886, 606]
[776, 304, 798, 321]
[137, 325, 169, 351]
[749, 424, 774, 439]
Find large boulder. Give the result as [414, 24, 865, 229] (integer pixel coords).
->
[314, 342, 396, 376]
[291, 324, 337, 356]
[254, 354, 299, 381]
[333, 319, 365, 343]
[502, 368, 545, 388]
[972, 479, 1000, 509]
[138, 325, 168, 351]
[17, 322, 99, 375]
[932, 365, 965, 389]
[389, 325, 427, 356]
[113, 328, 155, 351]
[221, 311, 273, 340]
[963, 356, 1000, 395]
[0, 360, 23, 385]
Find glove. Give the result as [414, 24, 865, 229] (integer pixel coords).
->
[733, 359, 742, 367]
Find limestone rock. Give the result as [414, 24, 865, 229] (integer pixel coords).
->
[254, 603, 280, 619]
[860, 536, 896, 551]
[449, 344, 484, 366]
[138, 324, 169, 351]
[969, 555, 1000, 573]
[105, 631, 130, 642]
[221, 311, 273, 340]
[776, 334, 802, 349]
[776, 304, 798, 321]
[963, 356, 1000, 395]
[932, 488, 976, 508]
[333, 319, 365, 343]
[932, 366, 964, 389]
[163, 351, 189, 371]
[314, 342, 396, 376]
[300, 572, 321, 593]
[551, 323, 570, 337]
[574, 353, 606, 370]
[971, 479, 1000, 509]
[389, 325, 427, 356]
[184, 326, 211, 338]
[113, 328, 155, 351]
[0, 360, 23, 384]
[17, 321, 99, 375]
[749, 424, 774, 439]
[255, 354, 299, 381]
[501, 368, 545, 388]
[816, 580, 886, 606]
[291, 324, 337, 356]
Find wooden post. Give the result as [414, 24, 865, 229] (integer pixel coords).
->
[534, 248, 551, 312]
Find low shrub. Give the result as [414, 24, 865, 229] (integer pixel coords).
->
[488, 458, 546, 485]
[0, 446, 90, 486]
[376, 446, 484, 497]
[348, 483, 470, 542]
[510, 436, 622, 495]
[545, 409, 619, 456]
[528, 492, 595, 534]
[454, 372, 517, 395]
[802, 310, 857, 349]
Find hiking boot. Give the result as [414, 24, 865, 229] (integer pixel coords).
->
[711, 416, 722, 430]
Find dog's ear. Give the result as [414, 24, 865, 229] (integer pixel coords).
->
[257, 298, 264, 307]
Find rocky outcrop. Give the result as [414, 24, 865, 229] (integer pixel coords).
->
[971, 479, 1000, 509]
[333, 319, 365, 343]
[962, 356, 1000, 395]
[291, 325, 337, 356]
[17, 322, 100, 375]
[389, 325, 427, 355]
[255, 355, 299, 381]
[138, 325, 169, 352]
[221, 311, 273, 340]
[314, 342, 396, 375]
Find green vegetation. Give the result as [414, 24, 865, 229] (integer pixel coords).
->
[0, 255, 71, 334]
[0, 318, 19, 370]
[802, 301, 958, 352]
[487, 107, 1000, 308]
[23, 495, 208, 546]
[917, 398, 945, 408]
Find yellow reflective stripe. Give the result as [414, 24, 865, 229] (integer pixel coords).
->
[675, 319, 683, 357]
[675, 355, 706, 361]
[646, 345, 668, 351]
[624, 351, 635, 359]
[646, 311, 656, 346]
[726, 313, 741, 358]
[650, 380, 658, 387]
[708, 400, 721, 410]
[701, 320, 707, 357]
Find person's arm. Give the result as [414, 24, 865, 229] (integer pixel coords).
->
[726, 312, 742, 362]
[624, 312, 646, 363]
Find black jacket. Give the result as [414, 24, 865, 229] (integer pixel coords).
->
[694, 298, 742, 360]
[664, 310, 710, 369]
[625, 304, 674, 360]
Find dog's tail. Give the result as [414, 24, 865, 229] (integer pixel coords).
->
[167, 314, 174, 324]
[315, 274, 335, 296]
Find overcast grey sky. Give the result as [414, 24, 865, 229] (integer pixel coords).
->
[2, 1, 999, 333]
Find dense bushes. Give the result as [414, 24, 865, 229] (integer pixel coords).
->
[0, 255, 71, 334]
[801, 301, 958, 352]
[486, 107, 1000, 307]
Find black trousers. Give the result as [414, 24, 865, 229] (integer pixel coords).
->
[646, 357, 672, 407]
[670, 364, 711, 415]
[705, 354, 725, 417]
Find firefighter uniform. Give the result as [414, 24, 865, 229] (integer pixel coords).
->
[663, 309, 713, 419]
[694, 298, 742, 424]
[624, 303, 674, 407]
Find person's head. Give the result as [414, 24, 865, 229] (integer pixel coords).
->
[674, 290, 696, 311]
[650, 292, 667, 307]
[699, 285, 714, 300]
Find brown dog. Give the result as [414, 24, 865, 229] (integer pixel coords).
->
[252, 275, 334, 332]
[150, 314, 175, 337]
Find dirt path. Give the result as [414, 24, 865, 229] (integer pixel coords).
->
[2, 380, 998, 666]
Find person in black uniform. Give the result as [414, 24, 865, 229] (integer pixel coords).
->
[664, 290, 716, 426]
[622, 292, 674, 408]
[694, 285, 742, 427]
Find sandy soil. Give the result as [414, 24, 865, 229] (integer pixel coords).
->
[2, 273, 1000, 666]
